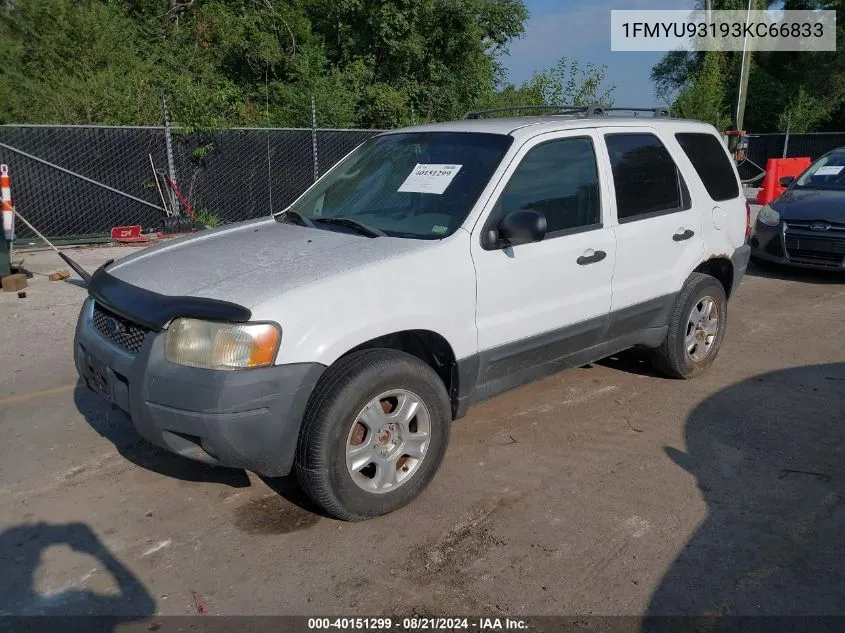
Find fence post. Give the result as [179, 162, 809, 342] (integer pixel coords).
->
[0, 164, 13, 278]
[0, 239, 9, 278]
[782, 116, 791, 158]
[161, 91, 181, 215]
[311, 95, 319, 182]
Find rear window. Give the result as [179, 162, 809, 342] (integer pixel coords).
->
[675, 133, 739, 201]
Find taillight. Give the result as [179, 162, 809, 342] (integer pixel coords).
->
[745, 201, 751, 241]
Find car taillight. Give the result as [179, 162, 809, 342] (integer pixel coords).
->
[745, 201, 751, 241]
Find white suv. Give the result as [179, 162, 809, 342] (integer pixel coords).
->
[74, 107, 751, 520]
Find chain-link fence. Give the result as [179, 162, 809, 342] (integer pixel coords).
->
[0, 125, 383, 241]
[173, 128, 379, 222]
[739, 132, 845, 183]
[5, 124, 845, 240]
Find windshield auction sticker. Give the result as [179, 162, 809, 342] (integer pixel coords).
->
[398, 164, 462, 195]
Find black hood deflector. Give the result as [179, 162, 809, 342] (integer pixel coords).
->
[88, 265, 252, 331]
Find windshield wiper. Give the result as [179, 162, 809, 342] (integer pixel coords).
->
[275, 210, 316, 229]
[314, 217, 386, 238]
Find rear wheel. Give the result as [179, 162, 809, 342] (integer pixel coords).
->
[295, 349, 451, 521]
[650, 273, 727, 379]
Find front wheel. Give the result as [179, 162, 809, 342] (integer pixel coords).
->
[295, 349, 451, 521]
[650, 273, 728, 379]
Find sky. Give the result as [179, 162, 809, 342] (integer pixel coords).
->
[501, 0, 698, 106]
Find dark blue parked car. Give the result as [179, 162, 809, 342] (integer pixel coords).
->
[750, 147, 845, 270]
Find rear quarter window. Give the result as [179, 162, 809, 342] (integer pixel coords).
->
[675, 132, 740, 202]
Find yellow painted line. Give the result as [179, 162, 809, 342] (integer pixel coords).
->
[0, 382, 77, 406]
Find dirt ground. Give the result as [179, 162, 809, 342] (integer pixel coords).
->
[1, 229, 844, 624]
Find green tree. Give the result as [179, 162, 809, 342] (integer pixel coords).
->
[522, 58, 615, 107]
[671, 52, 731, 129]
[0, 0, 530, 129]
[305, 0, 528, 126]
[778, 87, 839, 132]
[0, 0, 162, 124]
[650, 0, 845, 131]
[477, 58, 616, 115]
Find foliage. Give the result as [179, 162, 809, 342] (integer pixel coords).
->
[474, 58, 615, 116]
[0, 0, 619, 130]
[778, 87, 838, 132]
[671, 52, 731, 130]
[0, 0, 548, 130]
[0, 0, 162, 124]
[650, 0, 845, 132]
[194, 208, 223, 228]
[520, 59, 615, 108]
[652, 50, 700, 106]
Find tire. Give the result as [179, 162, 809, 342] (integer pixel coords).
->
[295, 349, 451, 521]
[650, 273, 728, 379]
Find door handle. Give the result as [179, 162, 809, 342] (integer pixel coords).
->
[577, 250, 607, 265]
[673, 229, 695, 241]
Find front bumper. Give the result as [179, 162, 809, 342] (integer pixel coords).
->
[730, 244, 751, 296]
[750, 219, 845, 271]
[74, 298, 325, 476]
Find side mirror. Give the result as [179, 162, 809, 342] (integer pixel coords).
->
[488, 209, 546, 249]
[779, 175, 795, 187]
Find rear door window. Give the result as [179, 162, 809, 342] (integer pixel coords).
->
[675, 132, 740, 201]
[605, 133, 688, 222]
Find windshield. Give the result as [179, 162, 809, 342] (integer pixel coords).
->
[795, 150, 845, 190]
[278, 132, 513, 239]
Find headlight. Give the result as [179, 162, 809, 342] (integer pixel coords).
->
[757, 205, 781, 226]
[165, 319, 280, 370]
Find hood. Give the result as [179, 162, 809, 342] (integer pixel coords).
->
[106, 218, 429, 307]
[772, 188, 845, 222]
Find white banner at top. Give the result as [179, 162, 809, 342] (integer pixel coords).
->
[610, 10, 836, 52]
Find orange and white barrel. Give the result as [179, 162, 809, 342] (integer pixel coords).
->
[1, 164, 13, 241]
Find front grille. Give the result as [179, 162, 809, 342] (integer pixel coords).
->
[784, 222, 845, 267]
[784, 220, 845, 232]
[92, 303, 149, 353]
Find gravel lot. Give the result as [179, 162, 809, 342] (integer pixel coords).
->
[1, 213, 844, 622]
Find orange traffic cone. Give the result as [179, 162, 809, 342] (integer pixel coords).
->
[756, 159, 779, 205]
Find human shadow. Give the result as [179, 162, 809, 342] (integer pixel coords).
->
[74, 384, 250, 488]
[0, 521, 155, 626]
[645, 362, 845, 624]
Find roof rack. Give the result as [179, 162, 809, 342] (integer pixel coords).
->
[462, 103, 671, 120]
[595, 106, 671, 118]
[462, 105, 591, 120]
